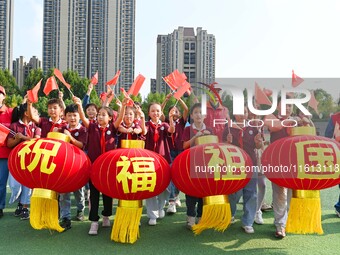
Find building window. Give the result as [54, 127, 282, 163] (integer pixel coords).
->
[185, 43, 189, 50]
[184, 53, 189, 64]
[190, 43, 195, 50]
[190, 53, 196, 65]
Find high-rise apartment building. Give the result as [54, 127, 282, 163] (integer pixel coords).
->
[13, 56, 42, 88]
[156, 27, 215, 94]
[43, 0, 135, 93]
[0, 0, 14, 72]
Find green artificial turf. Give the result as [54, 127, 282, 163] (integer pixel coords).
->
[0, 184, 339, 255]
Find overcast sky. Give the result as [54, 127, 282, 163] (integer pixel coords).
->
[13, 0, 340, 97]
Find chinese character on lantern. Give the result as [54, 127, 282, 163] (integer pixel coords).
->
[17, 139, 62, 174]
[116, 156, 156, 193]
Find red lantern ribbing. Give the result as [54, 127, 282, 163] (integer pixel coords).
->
[171, 135, 253, 234]
[262, 127, 340, 234]
[8, 132, 91, 232]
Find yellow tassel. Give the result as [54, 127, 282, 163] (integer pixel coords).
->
[286, 190, 323, 235]
[111, 200, 143, 244]
[192, 195, 231, 235]
[30, 188, 64, 232]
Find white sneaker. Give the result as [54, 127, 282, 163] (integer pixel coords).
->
[175, 197, 181, 207]
[242, 225, 255, 234]
[187, 216, 195, 229]
[166, 202, 176, 214]
[102, 216, 110, 227]
[231, 216, 236, 224]
[88, 222, 99, 235]
[148, 218, 157, 226]
[159, 209, 165, 219]
[254, 211, 264, 225]
[336, 210, 340, 218]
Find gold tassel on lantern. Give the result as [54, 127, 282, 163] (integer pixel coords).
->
[29, 132, 70, 232]
[111, 200, 143, 243]
[111, 139, 145, 244]
[287, 190, 323, 234]
[286, 127, 323, 235]
[30, 188, 64, 232]
[192, 195, 231, 235]
[192, 135, 232, 234]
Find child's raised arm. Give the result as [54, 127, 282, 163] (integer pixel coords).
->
[136, 106, 146, 135]
[179, 97, 189, 122]
[27, 100, 40, 124]
[113, 98, 128, 129]
[73, 96, 90, 128]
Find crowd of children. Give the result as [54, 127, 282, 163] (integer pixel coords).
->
[0, 83, 338, 240]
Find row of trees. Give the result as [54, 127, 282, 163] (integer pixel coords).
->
[0, 69, 339, 119]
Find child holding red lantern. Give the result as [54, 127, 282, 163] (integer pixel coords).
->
[144, 102, 175, 226]
[73, 96, 125, 235]
[54, 104, 88, 230]
[161, 93, 189, 214]
[265, 96, 296, 238]
[182, 103, 212, 229]
[7, 103, 41, 220]
[222, 106, 263, 234]
[28, 94, 67, 138]
[116, 104, 145, 147]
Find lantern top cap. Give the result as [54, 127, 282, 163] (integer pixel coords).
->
[289, 127, 316, 136]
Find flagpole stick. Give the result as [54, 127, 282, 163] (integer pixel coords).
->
[0, 123, 16, 136]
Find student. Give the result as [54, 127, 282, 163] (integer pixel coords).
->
[144, 103, 175, 226]
[161, 94, 188, 213]
[182, 103, 212, 229]
[0, 85, 13, 218]
[325, 111, 340, 217]
[264, 96, 296, 238]
[73, 96, 125, 235]
[116, 104, 145, 147]
[28, 97, 66, 138]
[7, 103, 41, 220]
[223, 106, 263, 234]
[56, 104, 88, 230]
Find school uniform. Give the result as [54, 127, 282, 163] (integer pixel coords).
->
[0, 105, 13, 211]
[116, 122, 142, 148]
[270, 118, 291, 230]
[166, 117, 186, 202]
[144, 120, 172, 221]
[38, 117, 67, 138]
[182, 123, 214, 219]
[87, 122, 116, 221]
[59, 124, 88, 220]
[222, 125, 258, 227]
[7, 121, 41, 207]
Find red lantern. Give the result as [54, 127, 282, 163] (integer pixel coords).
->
[261, 127, 340, 234]
[171, 135, 253, 234]
[8, 132, 91, 232]
[91, 140, 171, 244]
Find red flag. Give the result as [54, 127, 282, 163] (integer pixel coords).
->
[100, 92, 107, 104]
[91, 71, 98, 85]
[27, 79, 42, 103]
[308, 90, 319, 114]
[106, 70, 121, 85]
[163, 69, 187, 91]
[292, 70, 304, 87]
[128, 74, 145, 96]
[255, 82, 272, 106]
[174, 81, 191, 100]
[263, 88, 273, 96]
[0, 123, 11, 146]
[54, 68, 71, 90]
[43, 76, 59, 96]
[120, 88, 134, 106]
